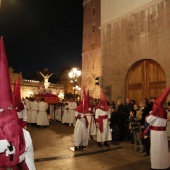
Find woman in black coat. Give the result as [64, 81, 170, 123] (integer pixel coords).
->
[116, 99, 125, 141]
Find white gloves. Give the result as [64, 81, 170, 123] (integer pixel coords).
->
[6, 145, 16, 156]
[0, 140, 10, 153]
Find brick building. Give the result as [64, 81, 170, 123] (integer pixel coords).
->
[82, 0, 101, 99]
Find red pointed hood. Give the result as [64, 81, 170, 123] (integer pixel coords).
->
[0, 37, 25, 167]
[13, 77, 24, 112]
[95, 88, 109, 111]
[0, 37, 14, 108]
[75, 86, 89, 113]
[151, 86, 170, 119]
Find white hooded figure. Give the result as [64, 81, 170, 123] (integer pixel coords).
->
[95, 88, 112, 147]
[74, 86, 89, 151]
[62, 102, 69, 124]
[147, 87, 170, 169]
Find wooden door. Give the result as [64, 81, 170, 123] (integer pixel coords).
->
[126, 59, 166, 104]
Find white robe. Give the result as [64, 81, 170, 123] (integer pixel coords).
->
[30, 101, 39, 123]
[19, 129, 36, 170]
[86, 113, 96, 140]
[147, 115, 170, 169]
[49, 104, 55, 120]
[95, 109, 112, 142]
[36, 101, 49, 126]
[55, 106, 62, 121]
[62, 105, 69, 124]
[25, 100, 31, 123]
[74, 112, 88, 147]
[68, 102, 77, 124]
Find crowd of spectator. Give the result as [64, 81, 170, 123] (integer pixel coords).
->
[23, 95, 170, 155]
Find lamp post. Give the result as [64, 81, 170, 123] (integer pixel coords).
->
[68, 68, 81, 100]
[73, 85, 81, 101]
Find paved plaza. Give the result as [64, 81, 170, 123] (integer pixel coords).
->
[27, 121, 168, 170]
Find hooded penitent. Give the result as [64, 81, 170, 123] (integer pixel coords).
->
[151, 87, 170, 119]
[95, 88, 109, 111]
[13, 77, 24, 112]
[0, 37, 25, 167]
[75, 86, 89, 113]
[75, 86, 89, 127]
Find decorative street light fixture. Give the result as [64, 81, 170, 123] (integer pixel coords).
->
[73, 85, 81, 101]
[68, 68, 81, 100]
[73, 85, 81, 91]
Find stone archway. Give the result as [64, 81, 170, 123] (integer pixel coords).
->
[126, 59, 166, 104]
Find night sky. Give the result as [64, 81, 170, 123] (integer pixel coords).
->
[0, 0, 83, 78]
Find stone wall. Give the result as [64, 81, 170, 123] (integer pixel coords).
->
[101, 0, 170, 102]
[82, 48, 101, 99]
[101, 0, 154, 24]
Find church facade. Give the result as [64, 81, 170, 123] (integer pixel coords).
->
[9, 67, 64, 100]
[82, 0, 170, 104]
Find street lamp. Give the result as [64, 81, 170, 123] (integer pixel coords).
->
[73, 85, 81, 91]
[68, 68, 81, 100]
[73, 85, 81, 101]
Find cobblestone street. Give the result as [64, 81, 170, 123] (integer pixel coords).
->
[27, 121, 155, 170]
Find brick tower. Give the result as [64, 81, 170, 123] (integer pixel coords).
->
[82, 0, 101, 99]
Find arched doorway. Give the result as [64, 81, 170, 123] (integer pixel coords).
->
[126, 59, 166, 104]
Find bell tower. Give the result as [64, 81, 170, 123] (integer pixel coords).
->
[82, 0, 101, 98]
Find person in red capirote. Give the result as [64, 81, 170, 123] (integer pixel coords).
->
[74, 86, 89, 151]
[0, 36, 36, 169]
[147, 87, 170, 170]
[95, 88, 112, 147]
[13, 77, 28, 129]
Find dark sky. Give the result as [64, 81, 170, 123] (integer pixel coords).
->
[0, 0, 83, 78]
